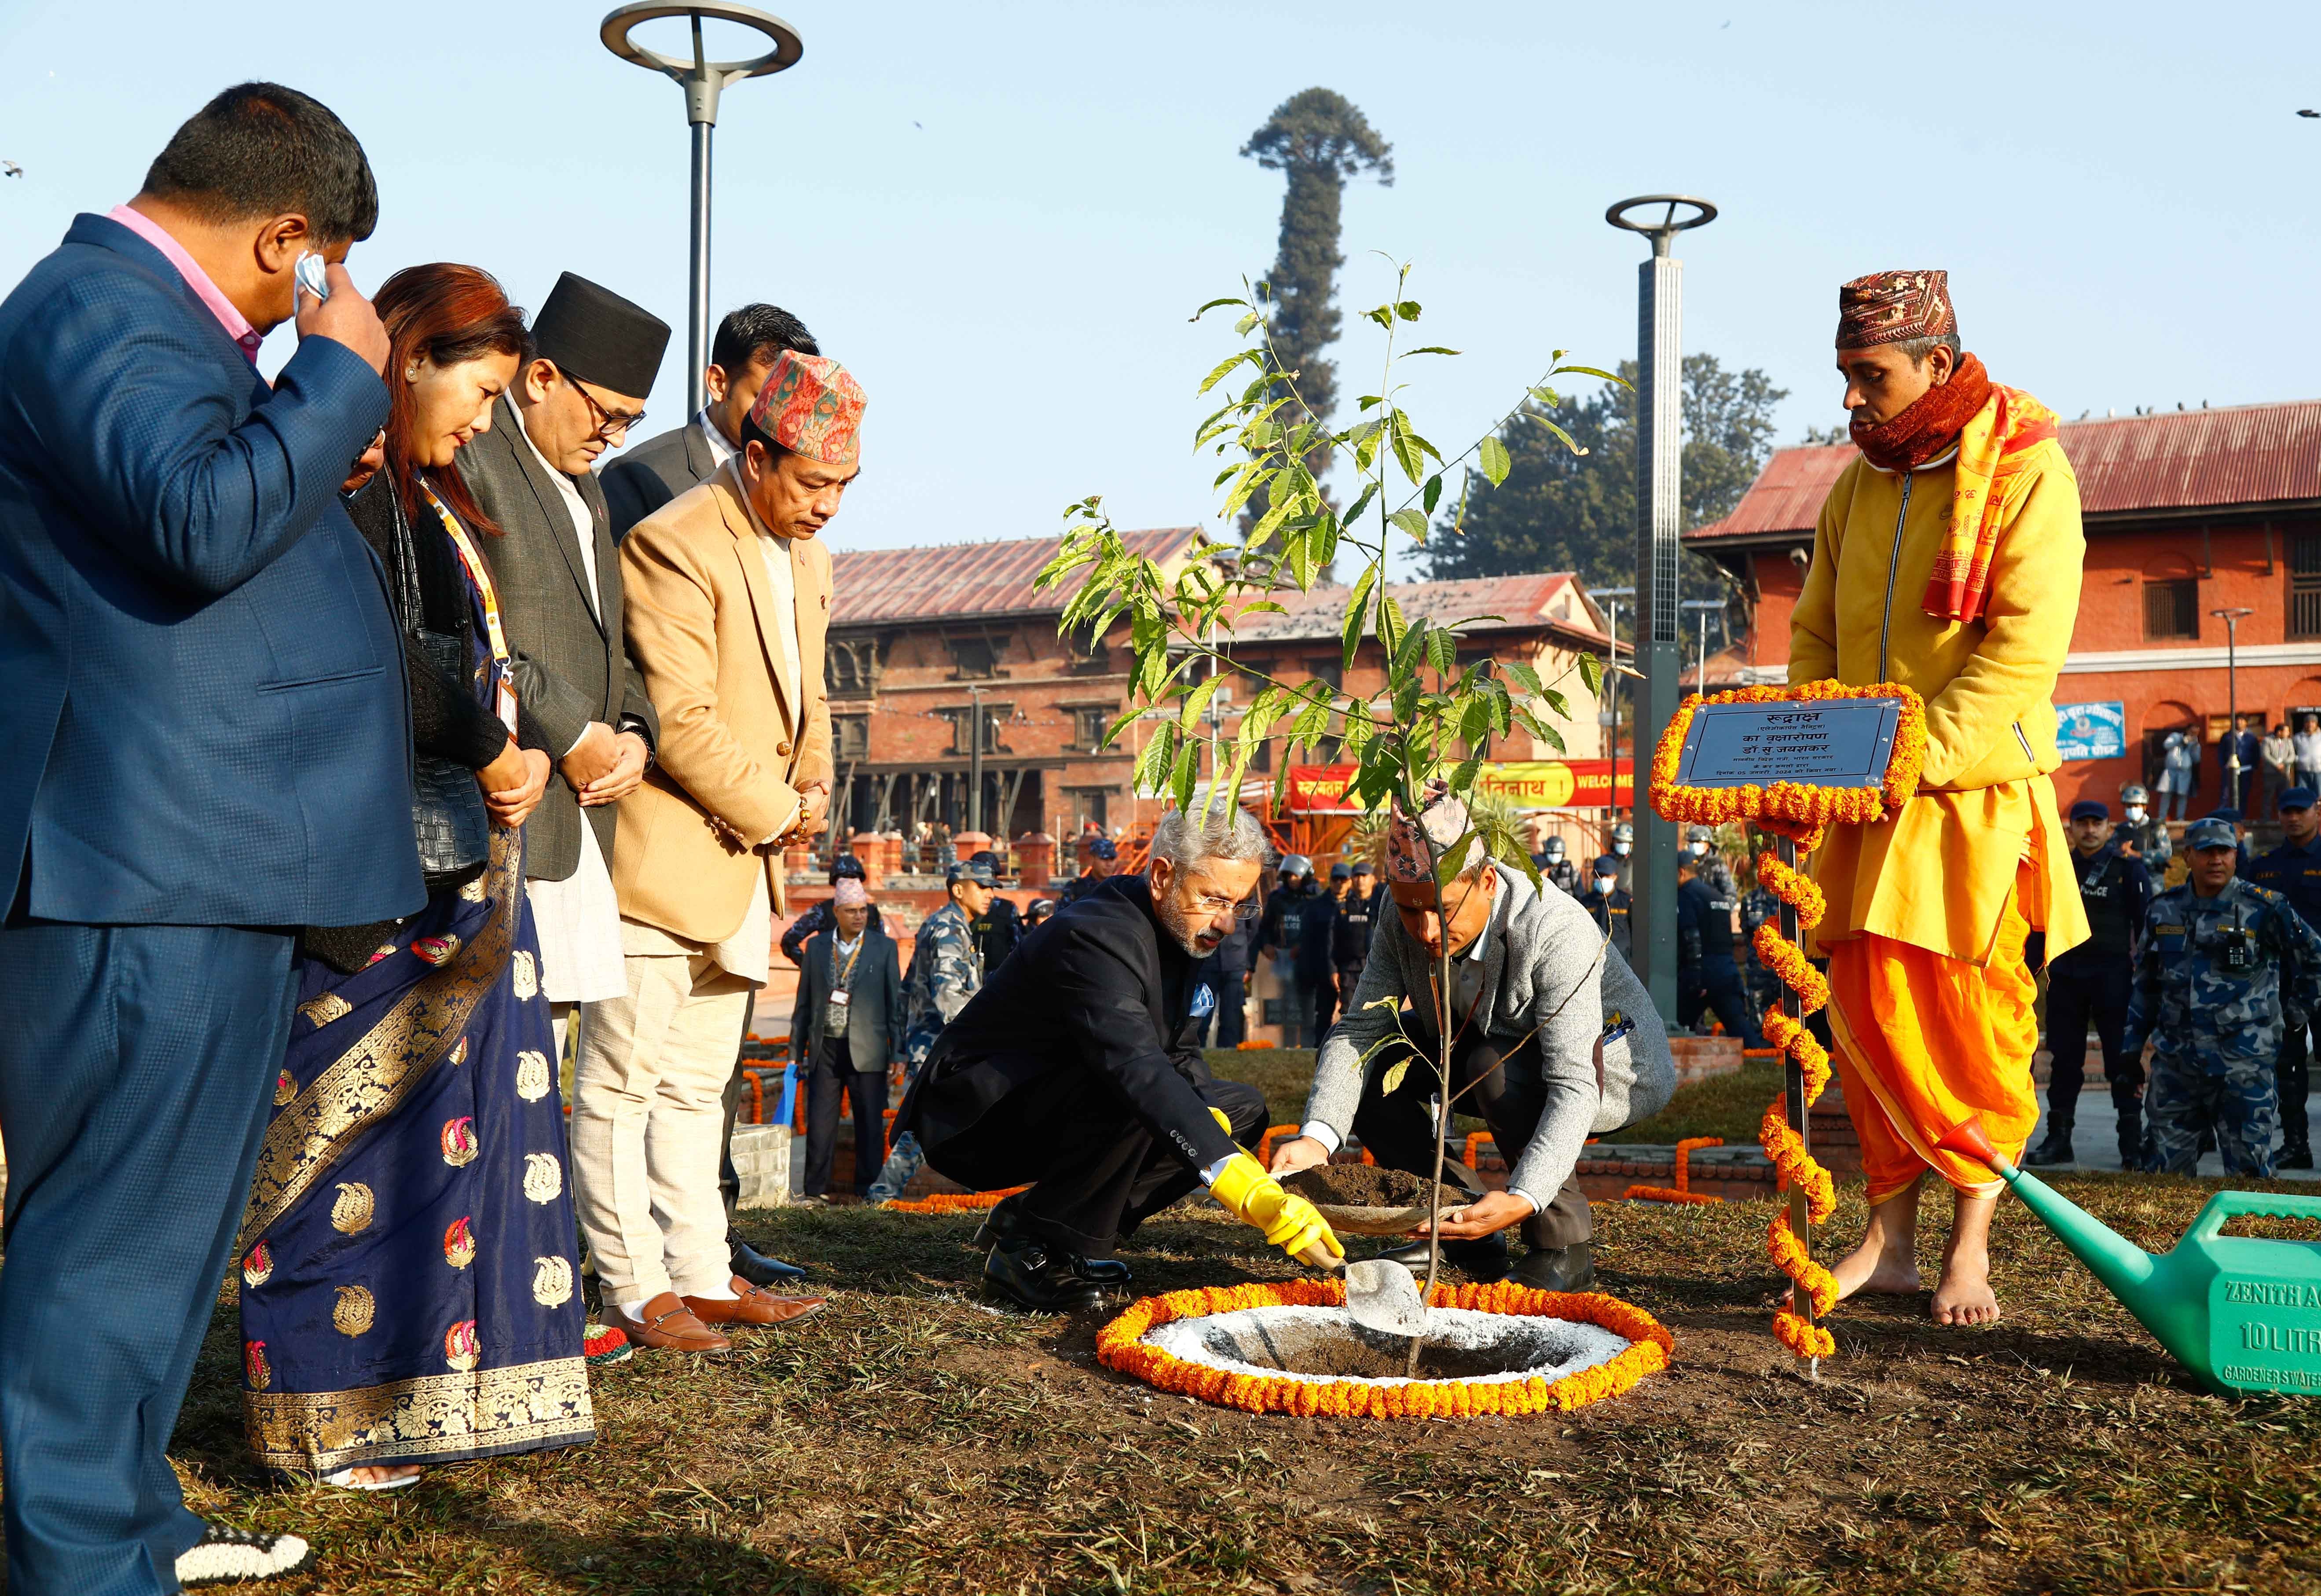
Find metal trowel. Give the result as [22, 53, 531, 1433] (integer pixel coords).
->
[1300, 1244, 1429, 1337]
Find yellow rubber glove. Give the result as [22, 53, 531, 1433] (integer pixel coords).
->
[1209, 1152, 1344, 1265]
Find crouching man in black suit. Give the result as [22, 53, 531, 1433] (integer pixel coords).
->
[895, 806, 1344, 1310]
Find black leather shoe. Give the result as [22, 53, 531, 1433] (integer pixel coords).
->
[1069, 1255, 1133, 1288]
[2024, 1129, 2076, 1167]
[982, 1238, 1104, 1313]
[1509, 1242, 1596, 1292]
[2282, 1141, 2315, 1171]
[729, 1234, 807, 1287]
[1374, 1232, 1510, 1283]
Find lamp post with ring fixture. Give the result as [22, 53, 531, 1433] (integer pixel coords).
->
[1604, 193, 1716, 1019]
[601, 3, 803, 415]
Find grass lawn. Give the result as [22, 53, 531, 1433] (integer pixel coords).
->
[151, 1167, 2321, 1594]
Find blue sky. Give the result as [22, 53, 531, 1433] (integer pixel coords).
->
[4, 0, 2316, 569]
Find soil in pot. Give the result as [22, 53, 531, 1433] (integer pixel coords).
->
[1282, 1164, 1469, 1211]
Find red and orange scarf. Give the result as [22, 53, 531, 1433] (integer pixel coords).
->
[1850, 352, 2059, 624]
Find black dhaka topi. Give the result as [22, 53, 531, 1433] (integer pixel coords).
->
[531, 272, 670, 398]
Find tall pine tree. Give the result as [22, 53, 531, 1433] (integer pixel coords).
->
[1239, 89, 1393, 540]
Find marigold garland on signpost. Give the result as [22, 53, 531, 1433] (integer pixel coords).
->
[1648, 680, 1926, 1368]
[1096, 1278, 1672, 1418]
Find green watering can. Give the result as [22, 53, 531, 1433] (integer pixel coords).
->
[1937, 1115, 2321, 1398]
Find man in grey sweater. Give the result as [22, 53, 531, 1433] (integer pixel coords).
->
[1270, 790, 1675, 1291]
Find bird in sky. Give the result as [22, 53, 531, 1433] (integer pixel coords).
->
[2, 161, 21, 178]
[2301, 109, 2319, 118]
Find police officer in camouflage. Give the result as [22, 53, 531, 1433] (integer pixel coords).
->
[864, 859, 994, 1203]
[2244, 784, 2321, 1167]
[2026, 800, 2153, 1168]
[2123, 817, 2321, 1178]
[2115, 783, 2172, 869]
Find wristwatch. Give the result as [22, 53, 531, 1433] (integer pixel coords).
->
[616, 714, 656, 770]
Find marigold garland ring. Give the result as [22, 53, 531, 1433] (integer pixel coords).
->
[1096, 1279, 1672, 1418]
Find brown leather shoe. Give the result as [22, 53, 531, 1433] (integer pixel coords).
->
[682, 1276, 827, 1327]
[625, 1291, 731, 1353]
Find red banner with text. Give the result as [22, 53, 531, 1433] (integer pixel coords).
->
[1282, 760, 1632, 814]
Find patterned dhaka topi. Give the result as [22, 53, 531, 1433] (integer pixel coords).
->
[832, 878, 869, 910]
[1383, 780, 1478, 884]
[746, 350, 867, 467]
[1834, 268, 1957, 349]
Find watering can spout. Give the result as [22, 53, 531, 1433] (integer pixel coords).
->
[1935, 1115, 2160, 1303]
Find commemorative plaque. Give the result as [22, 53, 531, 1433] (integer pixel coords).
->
[1672, 696, 1903, 790]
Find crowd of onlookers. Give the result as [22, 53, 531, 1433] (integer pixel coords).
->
[1525, 782, 2318, 1183]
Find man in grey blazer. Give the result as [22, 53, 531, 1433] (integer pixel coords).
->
[1270, 791, 1676, 1292]
[603, 301, 818, 540]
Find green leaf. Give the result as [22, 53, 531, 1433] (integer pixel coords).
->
[1197, 348, 1261, 396]
[1426, 626, 1457, 679]
[1342, 564, 1377, 674]
[1422, 473, 1442, 515]
[1171, 737, 1199, 811]
[1134, 723, 1174, 792]
[1191, 296, 1247, 319]
[1363, 306, 1395, 330]
[1542, 687, 1570, 719]
[1553, 363, 1626, 385]
[1389, 413, 1424, 485]
[1380, 595, 1408, 656]
[1341, 481, 1379, 528]
[1179, 670, 1225, 734]
[1528, 385, 1562, 408]
[1379, 1057, 1414, 1097]
[1525, 413, 1591, 457]
[1577, 652, 1605, 697]
[1100, 704, 1142, 751]
[1404, 346, 1461, 357]
[1395, 301, 1421, 322]
[1502, 659, 1545, 697]
[1234, 311, 1261, 337]
[1310, 510, 1340, 573]
[1478, 435, 1512, 487]
[1387, 507, 1428, 542]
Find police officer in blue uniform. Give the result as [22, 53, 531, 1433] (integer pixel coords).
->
[1676, 840, 1764, 1048]
[2026, 800, 2153, 1167]
[1058, 836, 1118, 906]
[2245, 784, 2321, 1167]
[1580, 853, 1632, 964]
[2124, 816, 2321, 1177]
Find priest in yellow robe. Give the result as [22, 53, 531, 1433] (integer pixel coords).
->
[1789, 268, 2088, 1327]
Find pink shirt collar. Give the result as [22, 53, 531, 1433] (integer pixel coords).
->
[106, 203, 262, 364]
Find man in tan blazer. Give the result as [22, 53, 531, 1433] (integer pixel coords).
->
[576, 351, 866, 1351]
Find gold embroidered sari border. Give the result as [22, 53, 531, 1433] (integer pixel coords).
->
[238, 828, 521, 1256]
[243, 1355, 594, 1472]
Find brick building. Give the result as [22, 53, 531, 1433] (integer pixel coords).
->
[823, 525, 1202, 845]
[1687, 400, 2321, 815]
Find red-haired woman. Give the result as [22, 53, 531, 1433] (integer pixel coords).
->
[238, 265, 606, 1490]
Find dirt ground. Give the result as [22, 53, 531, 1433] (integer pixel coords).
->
[138, 1169, 2321, 1596]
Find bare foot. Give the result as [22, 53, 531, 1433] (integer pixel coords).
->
[1930, 1255, 2001, 1326]
[1830, 1236, 1921, 1302]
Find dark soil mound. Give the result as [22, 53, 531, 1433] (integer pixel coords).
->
[1269, 1336, 1522, 1381]
[1283, 1164, 1467, 1211]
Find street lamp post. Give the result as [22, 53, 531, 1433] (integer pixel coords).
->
[1682, 598, 1721, 693]
[601, 3, 803, 415]
[1606, 194, 1716, 1018]
[2215, 606, 2255, 811]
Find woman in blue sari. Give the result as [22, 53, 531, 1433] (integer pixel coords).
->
[240, 264, 596, 1488]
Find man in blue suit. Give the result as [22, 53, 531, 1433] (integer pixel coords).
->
[0, 84, 421, 1594]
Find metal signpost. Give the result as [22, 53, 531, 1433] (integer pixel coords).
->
[1606, 194, 1716, 1017]
[602, 3, 804, 415]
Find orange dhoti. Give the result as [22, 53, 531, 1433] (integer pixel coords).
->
[1821, 862, 2041, 1203]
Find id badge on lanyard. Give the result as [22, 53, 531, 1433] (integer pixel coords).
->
[421, 481, 521, 734]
